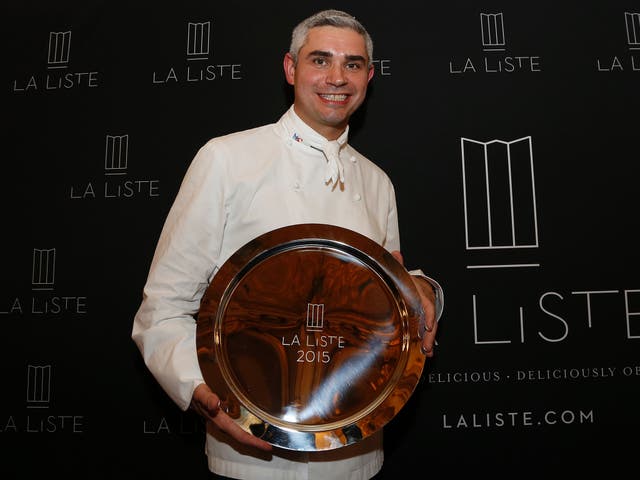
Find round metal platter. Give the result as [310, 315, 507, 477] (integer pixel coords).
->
[196, 223, 426, 451]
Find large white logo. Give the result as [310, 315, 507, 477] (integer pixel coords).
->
[461, 137, 539, 257]
[460, 135, 640, 346]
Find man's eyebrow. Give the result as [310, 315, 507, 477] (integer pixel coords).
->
[306, 50, 367, 62]
[345, 54, 367, 62]
[307, 50, 333, 58]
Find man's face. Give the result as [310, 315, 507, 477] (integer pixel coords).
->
[284, 26, 374, 140]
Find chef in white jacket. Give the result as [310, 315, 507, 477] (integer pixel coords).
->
[133, 9, 443, 480]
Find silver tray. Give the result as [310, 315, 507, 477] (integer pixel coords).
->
[196, 223, 426, 451]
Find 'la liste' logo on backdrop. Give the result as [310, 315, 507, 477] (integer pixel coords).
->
[455, 136, 640, 347]
[436, 127, 638, 435]
[69, 134, 160, 200]
[152, 20, 243, 84]
[449, 12, 542, 74]
[0, 365, 85, 434]
[12, 30, 100, 93]
[0, 248, 87, 316]
[596, 12, 640, 72]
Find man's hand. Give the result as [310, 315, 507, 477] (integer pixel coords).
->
[391, 250, 438, 358]
[190, 383, 273, 452]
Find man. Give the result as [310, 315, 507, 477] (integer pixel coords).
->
[133, 9, 443, 479]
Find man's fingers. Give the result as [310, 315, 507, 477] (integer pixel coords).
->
[213, 412, 273, 451]
[193, 383, 272, 451]
[422, 290, 436, 332]
[409, 276, 437, 357]
[206, 395, 221, 418]
[391, 250, 404, 265]
[421, 323, 437, 357]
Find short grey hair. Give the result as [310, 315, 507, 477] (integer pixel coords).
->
[288, 9, 374, 66]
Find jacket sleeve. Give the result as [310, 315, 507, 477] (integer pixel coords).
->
[131, 142, 228, 410]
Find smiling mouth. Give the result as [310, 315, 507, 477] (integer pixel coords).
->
[319, 94, 348, 102]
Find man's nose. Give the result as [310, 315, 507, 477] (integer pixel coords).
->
[325, 64, 347, 86]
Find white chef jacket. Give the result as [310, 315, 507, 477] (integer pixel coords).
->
[132, 106, 443, 480]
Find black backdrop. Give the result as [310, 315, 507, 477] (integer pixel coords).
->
[3, 1, 639, 478]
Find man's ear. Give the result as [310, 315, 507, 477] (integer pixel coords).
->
[283, 53, 296, 86]
[367, 64, 375, 82]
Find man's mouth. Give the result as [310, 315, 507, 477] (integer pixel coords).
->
[319, 94, 348, 102]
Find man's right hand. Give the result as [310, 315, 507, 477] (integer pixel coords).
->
[190, 383, 273, 452]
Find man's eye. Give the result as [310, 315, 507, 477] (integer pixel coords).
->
[346, 63, 362, 70]
[313, 58, 328, 66]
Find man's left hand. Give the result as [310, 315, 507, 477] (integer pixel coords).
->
[391, 250, 437, 358]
